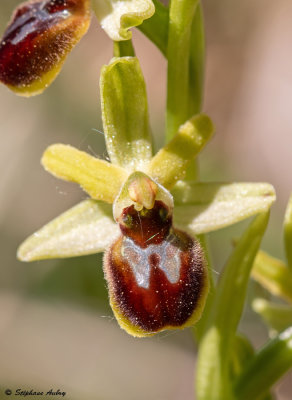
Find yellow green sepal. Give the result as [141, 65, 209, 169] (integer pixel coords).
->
[42, 144, 128, 203]
[173, 182, 276, 234]
[17, 200, 118, 261]
[100, 57, 153, 171]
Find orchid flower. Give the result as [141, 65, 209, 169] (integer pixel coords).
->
[16, 56, 275, 337]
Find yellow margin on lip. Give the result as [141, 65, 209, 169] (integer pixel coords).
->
[103, 237, 210, 338]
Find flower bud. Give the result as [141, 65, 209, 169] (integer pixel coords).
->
[0, 0, 90, 96]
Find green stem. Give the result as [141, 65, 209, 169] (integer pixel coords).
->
[113, 40, 135, 57]
[184, 4, 205, 181]
[234, 327, 292, 400]
[166, 0, 199, 141]
[188, 3, 205, 116]
[138, 1, 205, 134]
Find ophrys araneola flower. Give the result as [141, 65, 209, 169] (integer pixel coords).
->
[16, 57, 275, 336]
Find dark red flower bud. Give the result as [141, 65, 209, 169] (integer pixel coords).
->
[0, 0, 90, 96]
[104, 201, 209, 337]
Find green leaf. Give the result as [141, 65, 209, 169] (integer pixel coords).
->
[100, 57, 153, 171]
[17, 200, 119, 261]
[234, 327, 292, 400]
[172, 182, 276, 234]
[92, 0, 155, 41]
[196, 212, 270, 400]
[42, 144, 128, 203]
[147, 114, 213, 189]
[253, 298, 292, 334]
[252, 250, 292, 303]
[231, 336, 275, 400]
[284, 193, 292, 270]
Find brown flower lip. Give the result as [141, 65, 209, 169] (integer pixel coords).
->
[0, 0, 90, 92]
[104, 200, 208, 335]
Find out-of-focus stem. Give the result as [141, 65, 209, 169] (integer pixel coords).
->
[188, 3, 205, 116]
[166, 0, 199, 141]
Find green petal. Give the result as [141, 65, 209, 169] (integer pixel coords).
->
[173, 182, 276, 234]
[252, 250, 292, 303]
[147, 114, 214, 189]
[196, 212, 270, 400]
[100, 57, 153, 171]
[234, 327, 292, 400]
[17, 200, 118, 261]
[42, 144, 128, 203]
[284, 193, 292, 269]
[252, 298, 292, 335]
[92, 0, 154, 41]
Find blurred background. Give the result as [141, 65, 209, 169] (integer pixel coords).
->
[0, 0, 292, 398]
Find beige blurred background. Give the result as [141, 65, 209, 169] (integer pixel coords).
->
[0, 0, 292, 399]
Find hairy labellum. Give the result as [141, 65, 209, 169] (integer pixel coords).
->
[0, 0, 90, 96]
[104, 200, 209, 337]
